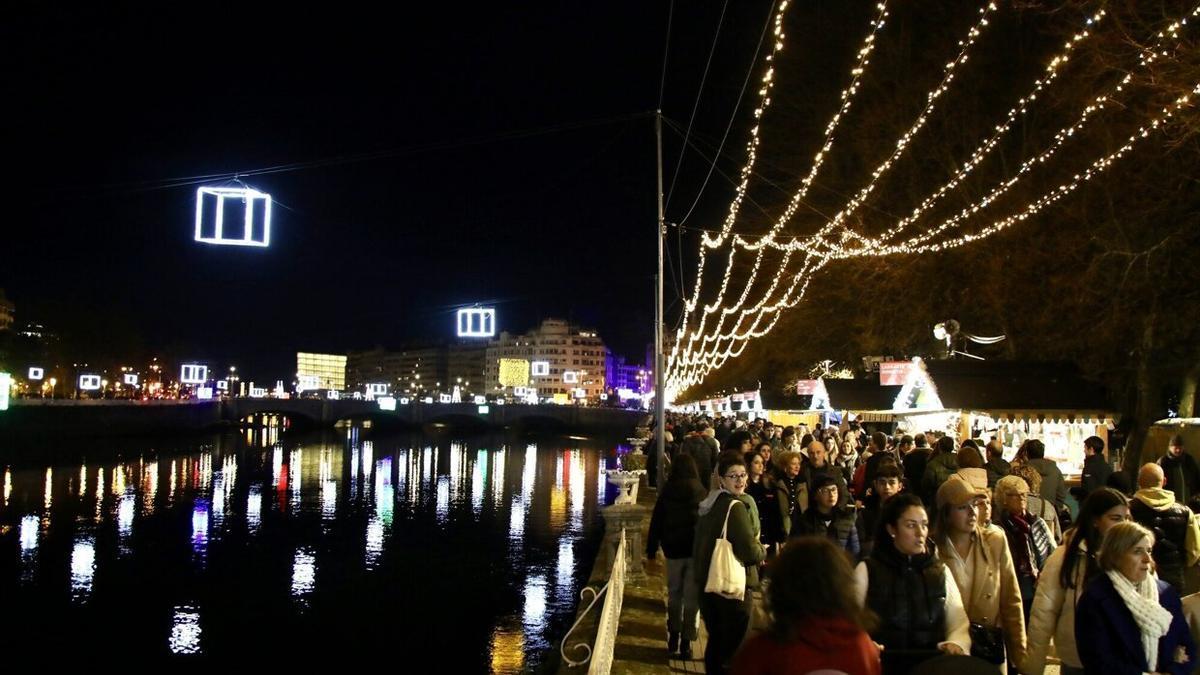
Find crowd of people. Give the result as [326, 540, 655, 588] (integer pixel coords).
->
[644, 413, 1200, 675]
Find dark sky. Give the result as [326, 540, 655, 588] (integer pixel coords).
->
[1, 1, 824, 381]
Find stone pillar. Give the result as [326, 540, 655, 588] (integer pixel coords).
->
[600, 503, 651, 580]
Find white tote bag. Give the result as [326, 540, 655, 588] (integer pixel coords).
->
[704, 498, 747, 600]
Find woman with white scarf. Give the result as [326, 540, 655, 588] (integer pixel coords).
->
[1075, 521, 1194, 675]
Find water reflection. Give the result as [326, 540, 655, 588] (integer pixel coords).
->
[169, 606, 202, 655]
[0, 429, 615, 666]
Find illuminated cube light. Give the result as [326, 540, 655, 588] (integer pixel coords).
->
[531, 361, 550, 377]
[377, 397, 397, 411]
[473, 395, 486, 405]
[563, 371, 578, 384]
[194, 186, 272, 248]
[365, 383, 388, 399]
[573, 388, 586, 399]
[181, 365, 208, 385]
[494, 398, 504, 405]
[513, 386, 527, 397]
[399, 397, 410, 405]
[600, 393, 608, 401]
[79, 375, 102, 391]
[28, 367, 44, 381]
[0, 372, 11, 411]
[216, 380, 229, 391]
[423, 397, 433, 404]
[477, 405, 489, 415]
[497, 358, 530, 387]
[297, 375, 320, 392]
[439, 394, 453, 403]
[326, 390, 339, 400]
[197, 387, 214, 400]
[124, 374, 139, 386]
[456, 307, 496, 338]
[249, 387, 266, 398]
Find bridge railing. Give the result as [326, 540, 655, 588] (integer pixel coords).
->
[559, 527, 626, 674]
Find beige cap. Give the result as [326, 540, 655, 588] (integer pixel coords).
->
[937, 474, 988, 509]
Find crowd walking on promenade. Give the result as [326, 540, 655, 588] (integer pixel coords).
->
[644, 413, 1200, 674]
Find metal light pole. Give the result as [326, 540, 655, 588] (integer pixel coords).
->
[655, 110, 666, 490]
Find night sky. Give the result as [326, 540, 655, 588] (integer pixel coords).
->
[2, 1, 839, 381]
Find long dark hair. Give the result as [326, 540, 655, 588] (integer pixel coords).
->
[1061, 487, 1128, 589]
[664, 454, 705, 498]
[768, 537, 877, 641]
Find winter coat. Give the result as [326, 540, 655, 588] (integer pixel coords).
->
[1028, 458, 1068, 512]
[693, 490, 766, 592]
[746, 476, 781, 545]
[1024, 540, 1090, 672]
[921, 451, 959, 507]
[731, 616, 882, 675]
[1075, 573, 1195, 675]
[646, 478, 708, 559]
[775, 475, 809, 540]
[792, 505, 860, 559]
[1160, 452, 1200, 509]
[903, 448, 931, 495]
[985, 457, 1012, 488]
[1080, 453, 1113, 498]
[1130, 487, 1200, 592]
[938, 527, 1027, 667]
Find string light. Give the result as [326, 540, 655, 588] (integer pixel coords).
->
[665, 5, 1199, 399]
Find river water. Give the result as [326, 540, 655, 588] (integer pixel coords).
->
[0, 425, 619, 669]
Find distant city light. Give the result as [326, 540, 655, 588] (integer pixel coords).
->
[124, 374, 138, 386]
[563, 371, 578, 384]
[456, 307, 496, 338]
[439, 394, 453, 403]
[197, 387, 214, 400]
[0, 372, 10, 411]
[600, 393, 608, 401]
[79, 375, 102, 391]
[423, 397, 433, 404]
[399, 397, 410, 405]
[249, 387, 266, 398]
[377, 396, 397, 411]
[478, 405, 490, 415]
[295, 375, 320, 393]
[194, 186, 272, 248]
[216, 380, 229, 391]
[180, 365, 208, 384]
[473, 395, 486, 405]
[531, 361, 550, 377]
[326, 390, 339, 400]
[365, 383, 388, 399]
[27, 367, 44, 381]
[498, 358, 530, 387]
[573, 388, 586, 399]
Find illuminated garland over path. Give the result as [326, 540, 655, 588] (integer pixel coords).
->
[665, 4, 1200, 400]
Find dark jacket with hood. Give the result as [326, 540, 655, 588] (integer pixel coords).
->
[646, 477, 708, 559]
[693, 489, 765, 592]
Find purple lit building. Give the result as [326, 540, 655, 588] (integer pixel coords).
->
[605, 346, 652, 395]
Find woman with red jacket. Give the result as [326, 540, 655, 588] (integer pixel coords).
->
[732, 536, 881, 675]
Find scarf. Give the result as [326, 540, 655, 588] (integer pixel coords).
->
[1001, 511, 1036, 578]
[1105, 570, 1173, 671]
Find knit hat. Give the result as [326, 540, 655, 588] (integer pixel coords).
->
[937, 475, 987, 509]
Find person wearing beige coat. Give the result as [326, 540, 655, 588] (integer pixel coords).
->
[1022, 487, 1131, 675]
[935, 475, 1028, 671]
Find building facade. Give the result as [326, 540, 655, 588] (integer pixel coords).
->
[346, 343, 486, 398]
[0, 289, 13, 332]
[295, 352, 347, 391]
[605, 350, 652, 394]
[484, 319, 607, 402]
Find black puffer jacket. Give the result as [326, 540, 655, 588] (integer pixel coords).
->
[646, 478, 708, 559]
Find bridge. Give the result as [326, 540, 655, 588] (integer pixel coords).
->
[0, 398, 647, 437]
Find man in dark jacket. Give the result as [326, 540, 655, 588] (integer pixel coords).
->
[802, 441, 849, 508]
[861, 431, 896, 498]
[1128, 463, 1200, 592]
[1078, 435, 1113, 499]
[857, 462, 904, 559]
[901, 434, 928, 494]
[984, 440, 1011, 488]
[1159, 434, 1200, 509]
[792, 474, 860, 558]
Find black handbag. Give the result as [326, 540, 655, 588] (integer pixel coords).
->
[968, 622, 1005, 664]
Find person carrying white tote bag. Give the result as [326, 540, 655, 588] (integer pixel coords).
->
[705, 499, 748, 600]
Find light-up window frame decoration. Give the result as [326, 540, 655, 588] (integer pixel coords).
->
[473, 395, 486, 405]
[194, 186, 272, 248]
[249, 387, 266, 398]
[326, 390, 339, 400]
[531, 361, 550, 377]
[456, 308, 496, 338]
[28, 367, 44, 381]
[197, 387, 214, 400]
[124, 374, 139, 386]
[79, 375, 102, 391]
[562, 371, 578, 384]
[216, 380, 229, 391]
[181, 365, 208, 385]
[297, 375, 320, 392]
[573, 388, 587, 399]
[365, 383, 388, 399]
[439, 394, 453, 403]
[377, 396, 397, 411]
[399, 397, 410, 405]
